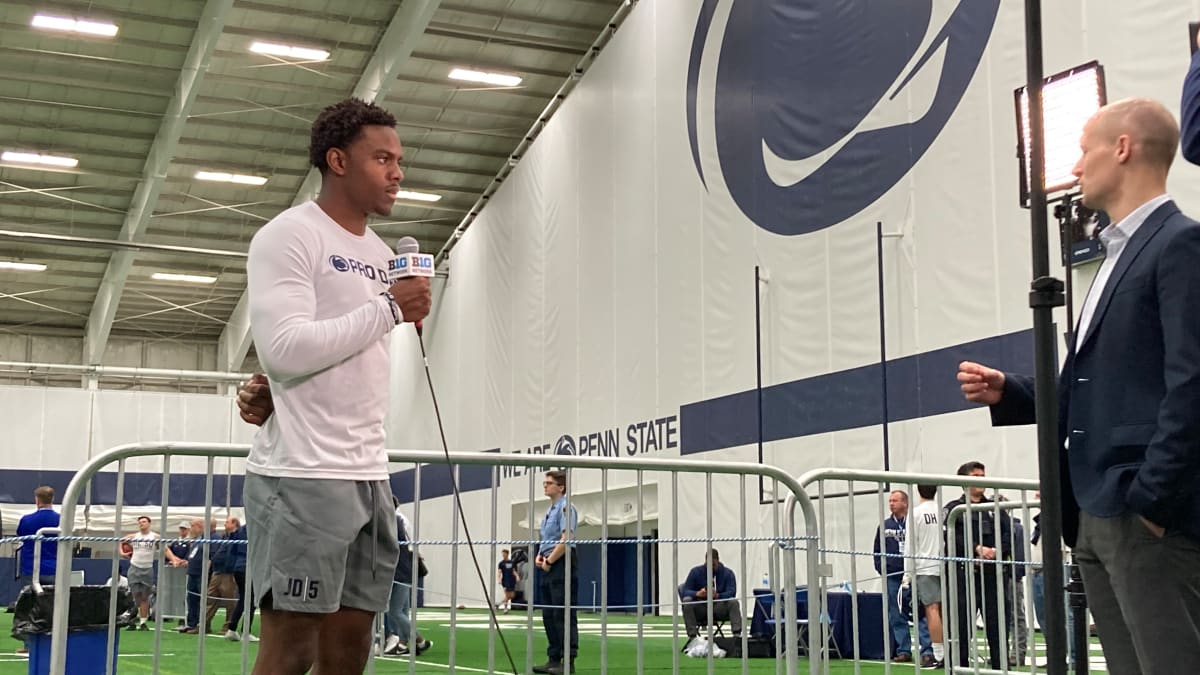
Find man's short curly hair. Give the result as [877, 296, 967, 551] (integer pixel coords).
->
[309, 99, 397, 174]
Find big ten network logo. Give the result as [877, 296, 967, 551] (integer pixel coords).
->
[388, 254, 434, 275]
[329, 255, 388, 284]
[500, 415, 679, 479]
[686, 0, 999, 236]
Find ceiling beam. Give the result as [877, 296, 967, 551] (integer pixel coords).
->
[218, 0, 444, 372]
[81, 0, 234, 366]
[178, 133, 512, 161]
[438, 2, 602, 34]
[0, 229, 247, 258]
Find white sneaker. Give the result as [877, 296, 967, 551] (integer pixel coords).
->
[225, 629, 259, 642]
[384, 635, 400, 654]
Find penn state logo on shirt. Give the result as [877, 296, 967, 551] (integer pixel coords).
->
[686, 0, 1000, 236]
[329, 254, 388, 284]
[554, 434, 576, 456]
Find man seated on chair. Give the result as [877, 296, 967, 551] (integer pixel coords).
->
[679, 548, 743, 646]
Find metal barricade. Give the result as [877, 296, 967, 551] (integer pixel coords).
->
[945, 498, 1047, 675]
[43, 442, 823, 675]
[794, 469, 1042, 675]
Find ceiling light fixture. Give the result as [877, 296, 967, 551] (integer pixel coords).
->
[0, 261, 47, 272]
[395, 190, 442, 203]
[1, 151, 79, 168]
[151, 272, 217, 284]
[249, 41, 330, 62]
[194, 171, 268, 186]
[31, 14, 118, 37]
[1015, 61, 1106, 207]
[448, 68, 523, 88]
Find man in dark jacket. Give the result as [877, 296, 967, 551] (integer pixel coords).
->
[179, 519, 207, 634]
[944, 461, 1012, 670]
[678, 549, 742, 645]
[382, 508, 430, 657]
[222, 516, 254, 641]
[204, 518, 237, 634]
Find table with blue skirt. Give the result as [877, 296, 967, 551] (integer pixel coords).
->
[750, 588, 885, 660]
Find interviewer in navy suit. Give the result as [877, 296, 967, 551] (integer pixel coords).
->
[958, 98, 1200, 675]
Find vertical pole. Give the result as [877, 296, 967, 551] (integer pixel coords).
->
[876, 222, 891, 474]
[1023, 2, 1068, 673]
[756, 265, 766, 503]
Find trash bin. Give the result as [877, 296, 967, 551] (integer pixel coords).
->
[12, 585, 133, 675]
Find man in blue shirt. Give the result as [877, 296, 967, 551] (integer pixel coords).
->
[532, 470, 578, 675]
[679, 549, 743, 646]
[16, 486, 60, 654]
[16, 486, 59, 585]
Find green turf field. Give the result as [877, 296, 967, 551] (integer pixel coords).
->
[1, 608, 1106, 674]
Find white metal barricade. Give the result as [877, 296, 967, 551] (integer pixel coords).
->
[945, 498, 1050, 675]
[793, 469, 1044, 675]
[40, 442, 823, 675]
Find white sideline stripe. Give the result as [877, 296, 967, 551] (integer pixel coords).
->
[373, 656, 492, 673]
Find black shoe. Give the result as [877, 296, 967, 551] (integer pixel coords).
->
[415, 638, 432, 655]
[547, 662, 575, 675]
[532, 662, 561, 674]
[138, 622, 149, 631]
[125, 623, 138, 632]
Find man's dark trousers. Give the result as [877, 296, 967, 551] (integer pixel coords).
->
[540, 557, 579, 664]
[953, 565, 1010, 669]
[185, 573, 202, 628]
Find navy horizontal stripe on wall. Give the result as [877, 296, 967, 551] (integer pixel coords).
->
[0, 471, 244, 509]
[390, 449, 500, 504]
[0, 331, 1036, 506]
[679, 329, 1036, 455]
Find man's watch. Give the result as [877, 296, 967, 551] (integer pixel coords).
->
[380, 291, 401, 325]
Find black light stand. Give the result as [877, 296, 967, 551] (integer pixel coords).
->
[1022, 3, 1069, 674]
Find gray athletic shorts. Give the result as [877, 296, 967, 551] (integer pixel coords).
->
[244, 472, 398, 614]
[914, 574, 941, 605]
[128, 564, 155, 593]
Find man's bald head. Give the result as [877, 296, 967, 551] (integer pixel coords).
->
[1093, 98, 1179, 172]
[1074, 97, 1178, 219]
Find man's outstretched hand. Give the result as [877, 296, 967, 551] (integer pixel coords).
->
[957, 361, 1006, 406]
[238, 373, 274, 426]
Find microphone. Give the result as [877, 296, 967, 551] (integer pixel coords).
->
[386, 236, 435, 282]
[387, 236, 434, 335]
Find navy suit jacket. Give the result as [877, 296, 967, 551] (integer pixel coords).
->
[990, 201, 1200, 547]
[1182, 50, 1200, 165]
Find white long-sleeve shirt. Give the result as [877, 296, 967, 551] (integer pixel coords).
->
[246, 201, 397, 480]
[905, 499, 942, 577]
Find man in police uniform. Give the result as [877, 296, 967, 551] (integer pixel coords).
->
[532, 470, 579, 675]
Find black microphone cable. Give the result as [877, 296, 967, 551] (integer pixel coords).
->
[414, 322, 521, 675]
